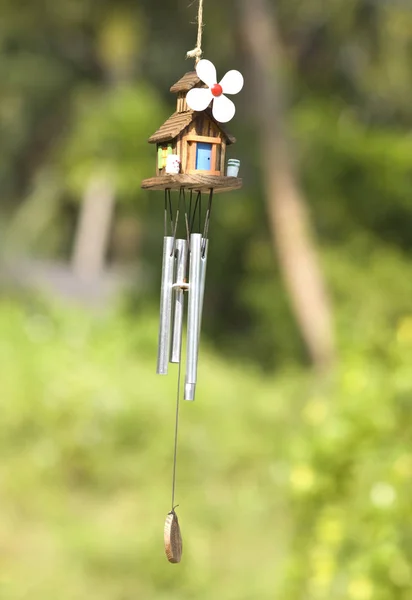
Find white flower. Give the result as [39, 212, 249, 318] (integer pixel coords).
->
[186, 59, 244, 123]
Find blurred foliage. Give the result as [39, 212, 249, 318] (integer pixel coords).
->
[62, 84, 166, 198]
[1, 0, 412, 597]
[0, 298, 411, 599]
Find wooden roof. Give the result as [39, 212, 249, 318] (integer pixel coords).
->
[170, 72, 202, 93]
[148, 111, 195, 144]
[148, 109, 236, 145]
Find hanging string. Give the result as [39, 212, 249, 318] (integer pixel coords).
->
[164, 190, 168, 237]
[190, 191, 202, 232]
[171, 357, 183, 511]
[202, 189, 214, 256]
[170, 0, 205, 514]
[170, 190, 182, 256]
[167, 189, 174, 236]
[183, 189, 191, 248]
[186, 0, 204, 64]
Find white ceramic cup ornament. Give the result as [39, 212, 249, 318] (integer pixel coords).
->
[227, 159, 240, 177]
[165, 154, 181, 175]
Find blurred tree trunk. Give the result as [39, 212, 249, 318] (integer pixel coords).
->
[2, 169, 61, 258]
[71, 11, 140, 280]
[239, 0, 335, 370]
[72, 174, 115, 280]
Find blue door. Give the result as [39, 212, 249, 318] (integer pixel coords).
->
[196, 143, 212, 171]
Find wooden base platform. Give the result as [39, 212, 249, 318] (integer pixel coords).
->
[141, 174, 242, 194]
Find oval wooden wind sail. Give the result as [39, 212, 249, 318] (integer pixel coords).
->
[164, 510, 183, 563]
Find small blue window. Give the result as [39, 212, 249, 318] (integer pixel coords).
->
[196, 143, 212, 170]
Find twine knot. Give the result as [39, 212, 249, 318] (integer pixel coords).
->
[186, 0, 204, 65]
[186, 46, 203, 62]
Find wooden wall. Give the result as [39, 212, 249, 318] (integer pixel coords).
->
[153, 115, 230, 177]
[176, 93, 188, 113]
[179, 115, 226, 175]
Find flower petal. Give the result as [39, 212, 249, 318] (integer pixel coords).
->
[212, 94, 236, 123]
[196, 59, 217, 88]
[219, 70, 244, 95]
[186, 88, 213, 112]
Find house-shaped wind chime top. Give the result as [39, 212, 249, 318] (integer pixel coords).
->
[141, 69, 242, 194]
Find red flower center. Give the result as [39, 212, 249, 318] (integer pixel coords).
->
[211, 83, 223, 97]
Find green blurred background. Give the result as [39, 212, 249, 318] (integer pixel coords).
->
[1, 0, 412, 598]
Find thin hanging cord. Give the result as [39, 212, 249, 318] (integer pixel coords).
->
[170, 0, 205, 517]
[186, 0, 204, 64]
[183, 189, 191, 246]
[189, 190, 193, 227]
[171, 347, 183, 510]
[202, 188, 214, 256]
[167, 189, 174, 236]
[164, 190, 168, 237]
[190, 191, 201, 232]
[171, 190, 182, 256]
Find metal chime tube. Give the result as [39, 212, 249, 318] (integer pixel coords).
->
[156, 236, 175, 375]
[170, 239, 188, 364]
[184, 233, 202, 401]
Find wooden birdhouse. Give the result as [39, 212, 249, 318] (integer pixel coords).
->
[141, 71, 242, 194]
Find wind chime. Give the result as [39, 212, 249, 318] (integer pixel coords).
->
[141, 0, 244, 564]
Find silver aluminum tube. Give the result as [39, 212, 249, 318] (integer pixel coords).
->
[156, 236, 175, 375]
[170, 239, 188, 364]
[184, 233, 202, 401]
